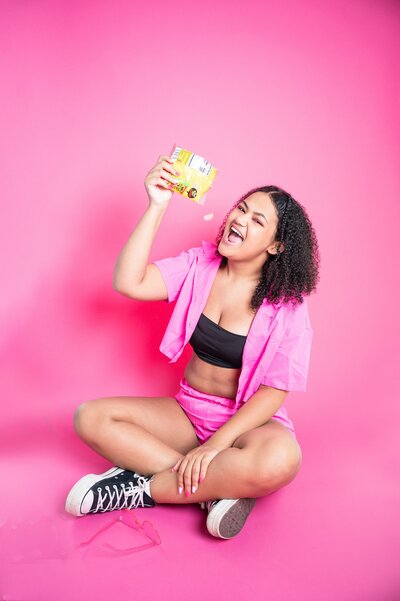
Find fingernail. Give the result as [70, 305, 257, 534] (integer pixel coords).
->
[178, 486, 183, 494]
[192, 486, 197, 494]
[185, 490, 191, 497]
[199, 475, 204, 482]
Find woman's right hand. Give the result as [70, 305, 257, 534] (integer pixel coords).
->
[144, 154, 181, 207]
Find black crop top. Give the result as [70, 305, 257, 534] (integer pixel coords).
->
[188, 313, 247, 369]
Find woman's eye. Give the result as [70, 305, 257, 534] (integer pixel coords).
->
[237, 206, 262, 225]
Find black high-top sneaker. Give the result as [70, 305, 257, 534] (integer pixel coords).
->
[200, 498, 256, 539]
[65, 466, 157, 516]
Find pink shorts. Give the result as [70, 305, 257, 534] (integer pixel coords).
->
[175, 376, 296, 445]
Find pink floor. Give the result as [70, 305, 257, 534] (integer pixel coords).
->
[0, 402, 399, 601]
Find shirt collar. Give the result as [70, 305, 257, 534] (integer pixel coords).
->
[201, 239, 218, 255]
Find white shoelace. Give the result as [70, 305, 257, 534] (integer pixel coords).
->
[94, 475, 148, 512]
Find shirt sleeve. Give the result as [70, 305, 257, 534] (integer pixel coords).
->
[152, 246, 198, 304]
[260, 302, 313, 392]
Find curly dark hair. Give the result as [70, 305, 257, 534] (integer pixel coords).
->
[214, 185, 320, 310]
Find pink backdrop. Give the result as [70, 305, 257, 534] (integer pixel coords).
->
[1, 0, 399, 599]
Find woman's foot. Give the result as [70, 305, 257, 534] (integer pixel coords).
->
[65, 466, 157, 516]
[200, 498, 256, 539]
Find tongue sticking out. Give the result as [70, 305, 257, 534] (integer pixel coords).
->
[227, 231, 243, 245]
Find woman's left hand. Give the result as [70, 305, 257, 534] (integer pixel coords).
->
[171, 444, 224, 496]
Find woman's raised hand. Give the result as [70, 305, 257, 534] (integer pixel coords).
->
[144, 154, 181, 207]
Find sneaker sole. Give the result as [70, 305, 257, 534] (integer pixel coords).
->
[206, 498, 256, 539]
[65, 466, 123, 516]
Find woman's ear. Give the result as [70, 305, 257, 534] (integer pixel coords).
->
[267, 241, 285, 255]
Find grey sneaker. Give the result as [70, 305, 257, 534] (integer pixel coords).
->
[65, 466, 156, 516]
[201, 498, 256, 539]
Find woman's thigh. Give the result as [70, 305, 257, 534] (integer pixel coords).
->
[74, 394, 200, 455]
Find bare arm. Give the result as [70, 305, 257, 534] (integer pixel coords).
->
[205, 385, 289, 449]
[113, 202, 168, 291]
[113, 154, 180, 299]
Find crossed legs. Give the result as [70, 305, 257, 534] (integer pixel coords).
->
[73, 395, 302, 504]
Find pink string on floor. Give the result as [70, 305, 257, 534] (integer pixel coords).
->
[77, 509, 161, 555]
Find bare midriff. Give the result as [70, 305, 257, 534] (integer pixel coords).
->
[183, 263, 259, 400]
[184, 353, 241, 400]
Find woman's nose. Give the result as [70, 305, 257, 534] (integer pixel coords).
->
[235, 217, 247, 227]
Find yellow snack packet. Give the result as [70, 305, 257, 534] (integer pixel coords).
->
[168, 144, 218, 205]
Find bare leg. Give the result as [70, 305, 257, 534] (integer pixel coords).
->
[79, 417, 283, 504]
[76, 412, 290, 504]
[149, 447, 264, 504]
[84, 417, 186, 475]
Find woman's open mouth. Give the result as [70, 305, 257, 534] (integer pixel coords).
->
[223, 225, 245, 246]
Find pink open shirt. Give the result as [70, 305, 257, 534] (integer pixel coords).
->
[153, 240, 313, 414]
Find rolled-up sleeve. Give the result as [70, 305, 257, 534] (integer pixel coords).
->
[261, 302, 313, 392]
[153, 247, 197, 303]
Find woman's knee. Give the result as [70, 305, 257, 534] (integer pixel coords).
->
[248, 442, 302, 489]
[73, 399, 108, 440]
